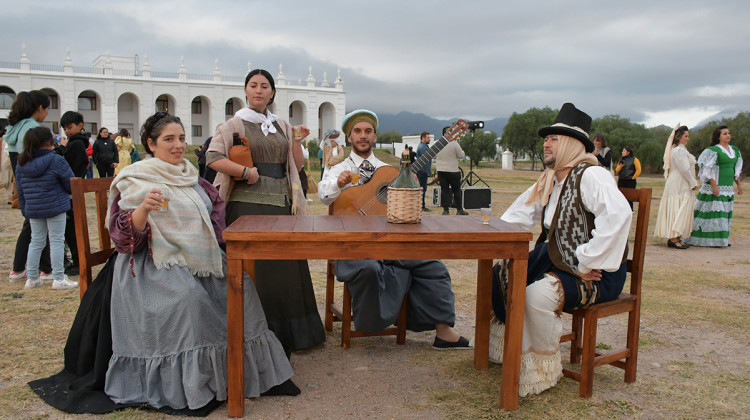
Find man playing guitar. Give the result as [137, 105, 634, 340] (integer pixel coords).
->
[317, 109, 471, 350]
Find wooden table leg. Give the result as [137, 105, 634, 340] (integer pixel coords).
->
[501, 258, 527, 410]
[227, 257, 245, 418]
[474, 259, 492, 369]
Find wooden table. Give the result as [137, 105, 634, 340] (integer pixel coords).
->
[223, 215, 532, 417]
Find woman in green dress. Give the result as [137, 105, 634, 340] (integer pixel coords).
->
[206, 69, 325, 355]
[688, 125, 744, 247]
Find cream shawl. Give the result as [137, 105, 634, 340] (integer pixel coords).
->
[108, 157, 224, 277]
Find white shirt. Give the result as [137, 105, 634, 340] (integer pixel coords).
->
[501, 165, 632, 274]
[318, 152, 387, 206]
[435, 141, 466, 172]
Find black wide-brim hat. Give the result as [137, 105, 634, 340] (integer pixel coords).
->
[538, 103, 594, 152]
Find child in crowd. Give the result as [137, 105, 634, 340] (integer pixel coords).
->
[14, 127, 78, 290]
[4, 90, 53, 281]
[58, 111, 90, 275]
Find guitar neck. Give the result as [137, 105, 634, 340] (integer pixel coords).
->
[412, 136, 449, 174]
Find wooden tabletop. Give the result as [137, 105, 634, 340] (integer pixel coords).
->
[223, 214, 531, 261]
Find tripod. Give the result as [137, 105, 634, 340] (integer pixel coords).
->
[461, 128, 489, 188]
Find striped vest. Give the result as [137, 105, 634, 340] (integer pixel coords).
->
[536, 162, 628, 307]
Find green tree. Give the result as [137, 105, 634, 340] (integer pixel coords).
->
[499, 107, 557, 170]
[727, 112, 750, 175]
[459, 130, 498, 166]
[307, 139, 320, 168]
[376, 130, 402, 144]
[591, 115, 650, 162]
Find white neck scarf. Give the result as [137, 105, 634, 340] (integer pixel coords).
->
[235, 107, 279, 136]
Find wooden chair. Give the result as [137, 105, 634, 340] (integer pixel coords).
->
[323, 205, 408, 348]
[70, 177, 115, 300]
[560, 187, 651, 397]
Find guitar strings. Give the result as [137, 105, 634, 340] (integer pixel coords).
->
[348, 122, 466, 215]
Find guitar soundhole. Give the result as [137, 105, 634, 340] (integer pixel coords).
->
[376, 183, 390, 204]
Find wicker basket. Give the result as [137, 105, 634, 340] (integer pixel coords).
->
[387, 187, 423, 224]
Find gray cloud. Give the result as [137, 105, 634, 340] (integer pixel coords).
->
[4, 0, 750, 127]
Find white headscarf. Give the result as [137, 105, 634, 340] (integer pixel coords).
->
[662, 123, 680, 179]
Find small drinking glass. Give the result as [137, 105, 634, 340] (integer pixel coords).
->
[480, 207, 491, 224]
[348, 161, 360, 185]
[293, 126, 303, 140]
[157, 189, 170, 211]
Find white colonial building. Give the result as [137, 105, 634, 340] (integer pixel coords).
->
[0, 45, 346, 145]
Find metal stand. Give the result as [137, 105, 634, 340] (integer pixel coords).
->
[461, 128, 490, 188]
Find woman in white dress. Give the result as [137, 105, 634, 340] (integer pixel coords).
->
[654, 125, 697, 249]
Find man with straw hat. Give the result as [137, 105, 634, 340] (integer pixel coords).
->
[487, 103, 633, 395]
[318, 109, 471, 350]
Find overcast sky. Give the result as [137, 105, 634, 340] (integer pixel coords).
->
[4, 0, 750, 128]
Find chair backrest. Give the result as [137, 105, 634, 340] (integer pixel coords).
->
[71, 177, 115, 299]
[618, 187, 651, 298]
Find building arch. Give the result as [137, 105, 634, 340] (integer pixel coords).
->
[38, 88, 62, 134]
[225, 97, 243, 120]
[1, 85, 16, 110]
[318, 102, 337, 140]
[0, 86, 16, 127]
[191, 95, 211, 142]
[77, 89, 102, 135]
[117, 92, 140, 142]
[154, 93, 177, 114]
[288, 100, 306, 128]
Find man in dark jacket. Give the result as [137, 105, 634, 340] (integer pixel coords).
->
[92, 127, 118, 177]
[57, 111, 90, 274]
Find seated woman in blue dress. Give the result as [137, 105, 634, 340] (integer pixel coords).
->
[29, 112, 298, 415]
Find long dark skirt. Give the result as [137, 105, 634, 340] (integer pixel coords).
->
[27, 252, 222, 416]
[226, 201, 325, 352]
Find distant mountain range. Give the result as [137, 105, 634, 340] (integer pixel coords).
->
[377, 111, 508, 137]
[694, 110, 741, 129]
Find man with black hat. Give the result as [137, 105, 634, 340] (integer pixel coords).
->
[318, 109, 471, 350]
[487, 103, 632, 396]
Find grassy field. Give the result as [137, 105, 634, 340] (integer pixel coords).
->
[0, 153, 748, 419]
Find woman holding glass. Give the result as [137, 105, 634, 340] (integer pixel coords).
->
[207, 69, 325, 356]
[104, 112, 297, 411]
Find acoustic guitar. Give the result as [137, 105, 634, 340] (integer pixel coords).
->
[331, 119, 469, 215]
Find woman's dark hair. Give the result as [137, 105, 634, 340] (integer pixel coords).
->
[97, 127, 109, 140]
[623, 146, 634, 157]
[672, 125, 689, 146]
[244, 68, 276, 107]
[18, 127, 55, 166]
[710, 125, 728, 146]
[140, 112, 183, 155]
[8, 90, 51, 126]
[593, 133, 606, 147]
[119, 128, 130, 138]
